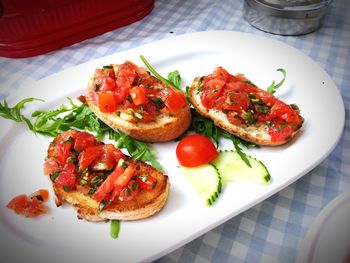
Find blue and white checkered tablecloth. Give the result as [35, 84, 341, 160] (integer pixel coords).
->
[1, 1, 349, 262]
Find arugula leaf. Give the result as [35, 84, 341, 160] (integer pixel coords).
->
[108, 129, 163, 171]
[110, 219, 120, 239]
[267, 68, 286, 94]
[0, 97, 163, 171]
[0, 97, 44, 130]
[140, 55, 181, 91]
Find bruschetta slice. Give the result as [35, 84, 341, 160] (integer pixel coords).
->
[85, 61, 191, 142]
[188, 67, 304, 146]
[44, 130, 169, 221]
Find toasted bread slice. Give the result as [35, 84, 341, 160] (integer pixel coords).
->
[85, 63, 191, 142]
[53, 161, 169, 222]
[189, 76, 304, 146]
[44, 129, 170, 222]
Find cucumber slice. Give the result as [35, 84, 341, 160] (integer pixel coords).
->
[180, 164, 222, 206]
[211, 150, 271, 185]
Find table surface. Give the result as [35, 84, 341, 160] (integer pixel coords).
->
[1, 1, 349, 262]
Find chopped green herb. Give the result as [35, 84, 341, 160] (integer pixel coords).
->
[151, 98, 164, 109]
[243, 111, 256, 125]
[138, 174, 148, 182]
[50, 172, 60, 182]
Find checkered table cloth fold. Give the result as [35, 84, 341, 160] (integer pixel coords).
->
[1, 1, 349, 262]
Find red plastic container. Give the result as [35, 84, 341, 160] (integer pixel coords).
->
[0, 0, 154, 58]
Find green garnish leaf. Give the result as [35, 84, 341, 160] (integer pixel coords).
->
[0, 97, 163, 171]
[167, 70, 182, 90]
[110, 220, 120, 239]
[108, 129, 163, 171]
[140, 55, 181, 90]
[0, 98, 44, 130]
[267, 68, 286, 94]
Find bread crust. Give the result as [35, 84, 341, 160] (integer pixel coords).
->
[189, 77, 304, 146]
[85, 64, 191, 142]
[52, 161, 169, 222]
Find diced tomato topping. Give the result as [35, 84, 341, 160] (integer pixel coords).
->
[55, 163, 76, 189]
[92, 165, 125, 202]
[73, 132, 96, 152]
[94, 67, 115, 79]
[7, 195, 28, 215]
[226, 111, 243, 126]
[43, 157, 61, 175]
[130, 86, 150, 106]
[98, 92, 118, 113]
[78, 145, 104, 170]
[7, 190, 49, 218]
[199, 67, 302, 138]
[44, 128, 154, 206]
[269, 123, 294, 143]
[91, 144, 124, 171]
[114, 163, 135, 187]
[268, 100, 300, 123]
[119, 180, 139, 201]
[161, 88, 187, 114]
[137, 174, 157, 191]
[99, 77, 117, 92]
[91, 60, 188, 122]
[53, 141, 73, 165]
[201, 79, 225, 108]
[30, 189, 49, 202]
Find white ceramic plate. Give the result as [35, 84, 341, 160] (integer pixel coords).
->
[0, 31, 345, 263]
[298, 189, 350, 263]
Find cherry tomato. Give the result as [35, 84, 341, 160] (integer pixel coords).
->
[176, 134, 218, 167]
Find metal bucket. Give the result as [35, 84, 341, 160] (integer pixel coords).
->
[244, 0, 333, 35]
